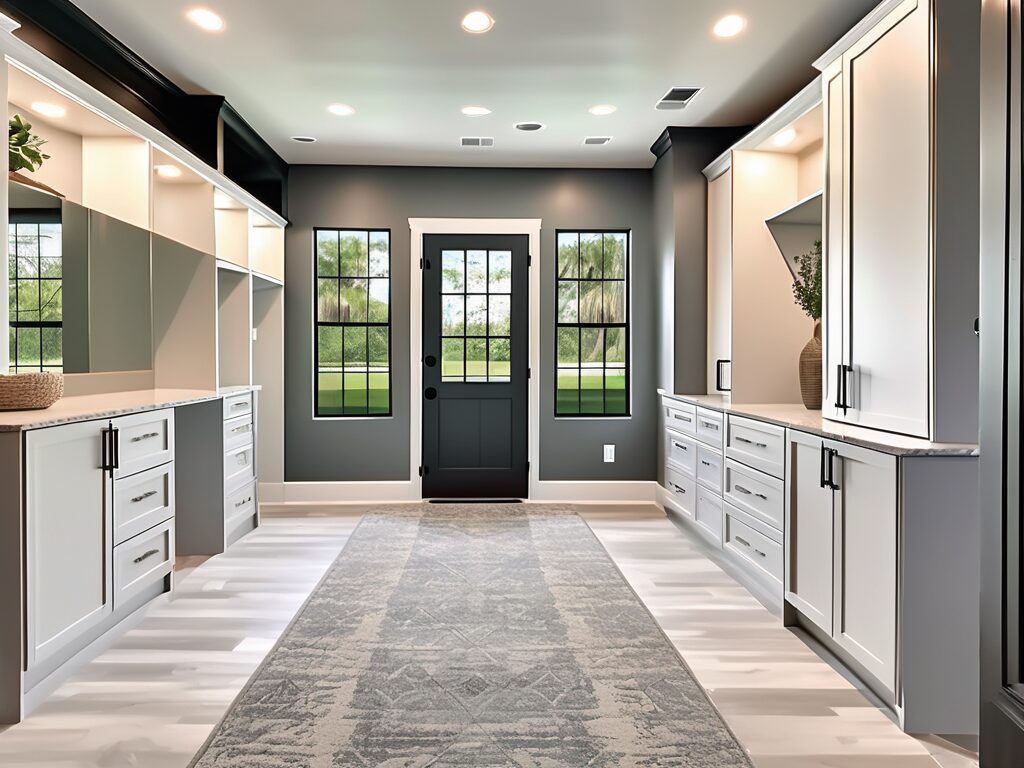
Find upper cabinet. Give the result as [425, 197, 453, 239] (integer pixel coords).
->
[816, 0, 980, 442]
[704, 81, 823, 403]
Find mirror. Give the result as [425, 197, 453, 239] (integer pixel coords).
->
[8, 179, 153, 374]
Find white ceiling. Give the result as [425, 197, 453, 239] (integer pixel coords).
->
[69, 0, 877, 168]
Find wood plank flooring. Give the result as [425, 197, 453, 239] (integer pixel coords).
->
[0, 504, 979, 767]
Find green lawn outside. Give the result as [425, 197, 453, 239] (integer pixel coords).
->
[556, 369, 627, 416]
[318, 370, 390, 415]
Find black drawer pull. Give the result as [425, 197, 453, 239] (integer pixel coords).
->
[131, 431, 161, 443]
[133, 548, 161, 565]
[671, 441, 689, 452]
[755, 492, 769, 501]
[701, 460, 712, 467]
[671, 484, 687, 495]
[131, 490, 158, 504]
[734, 484, 753, 495]
[234, 496, 253, 508]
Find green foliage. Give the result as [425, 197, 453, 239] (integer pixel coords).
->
[9, 114, 50, 174]
[792, 240, 822, 321]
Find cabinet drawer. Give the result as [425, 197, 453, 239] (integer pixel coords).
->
[695, 486, 724, 545]
[726, 415, 786, 479]
[724, 504, 783, 590]
[113, 519, 174, 610]
[664, 466, 696, 519]
[696, 443, 724, 494]
[224, 442, 256, 492]
[113, 463, 175, 545]
[665, 429, 697, 476]
[223, 414, 255, 452]
[664, 401, 697, 436]
[223, 392, 253, 421]
[113, 409, 174, 479]
[696, 408, 725, 450]
[724, 459, 785, 532]
[225, 481, 257, 525]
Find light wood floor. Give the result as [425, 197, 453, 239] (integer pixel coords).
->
[0, 504, 979, 767]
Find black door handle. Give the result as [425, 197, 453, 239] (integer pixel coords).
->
[424, 355, 437, 368]
[424, 387, 437, 400]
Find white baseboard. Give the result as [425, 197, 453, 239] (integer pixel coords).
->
[258, 480, 661, 507]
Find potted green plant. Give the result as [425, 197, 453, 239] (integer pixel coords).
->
[792, 240, 823, 410]
[8, 114, 62, 196]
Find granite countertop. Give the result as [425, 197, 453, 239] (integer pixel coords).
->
[659, 391, 979, 457]
[0, 388, 252, 431]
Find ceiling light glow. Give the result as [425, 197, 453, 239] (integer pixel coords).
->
[773, 127, 797, 148]
[154, 164, 183, 179]
[30, 101, 66, 119]
[461, 10, 494, 33]
[461, 105, 492, 117]
[588, 104, 617, 116]
[186, 7, 225, 32]
[713, 14, 746, 38]
[327, 103, 355, 116]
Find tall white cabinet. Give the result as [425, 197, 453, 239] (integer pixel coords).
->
[817, 0, 980, 442]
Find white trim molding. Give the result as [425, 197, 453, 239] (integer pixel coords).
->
[409, 218, 543, 499]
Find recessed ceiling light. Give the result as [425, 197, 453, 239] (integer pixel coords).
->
[154, 164, 183, 179]
[327, 103, 355, 116]
[588, 104, 617, 116]
[773, 127, 797, 148]
[30, 101, 66, 119]
[461, 105, 492, 117]
[584, 136, 613, 146]
[514, 121, 545, 132]
[186, 7, 224, 32]
[461, 10, 494, 33]
[291, 136, 317, 143]
[713, 14, 746, 38]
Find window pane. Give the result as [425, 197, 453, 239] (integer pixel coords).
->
[557, 281, 578, 323]
[557, 232, 579, 279]
[369, 231, 389, 277]
[343, 326, 367, 366]
[467, 250, 487, 293]
[489, 295, 511, 336]
[557, 327, 579, 367]
[40, 280, 61, 322]
[318, 278, 339, 322]
[579, 281, 602, 324]
[442, 295, 465, 336]
[603, 233, 626, 279]
[16, 326, 40, 367]
[489, 337, 510, 381]
[316, 231, 339, 276]
[368, 278, 389, 323]
[442, 338, 465, 380]
[603, 280, 626, 324]
[317, 372, 343, 415]
[41, 327, 61, 368]
[368, 327, 389, 367]
[466, 295, 487, 336]
[580, 233, 602, 279]
[442, 250, 465, 293]
[581, 328, 604, 365]
[339, 278, 368, 323]
[557, 370, 580, 415]
[17, 279, 40, 321]
[466, 337, 487, 380]
[606, 327, 626, 365]
[580, 368, 605, 414]
[368, 372, 390, 414]
[8, 327, 16, 374]
[339, 232, 368, 276]
[489, 251, 512, 293]
[605, 368, 627, 415]
[318, 326, 342, 368]
[344, 373, 368, 412]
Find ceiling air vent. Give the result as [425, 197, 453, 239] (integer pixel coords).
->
[584, 136, 613, 146]
[656, 87, 703, 111]
[461, 136, 495, 147]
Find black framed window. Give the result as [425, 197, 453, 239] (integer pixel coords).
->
[8, 212, 62, 374]
[440, 248, 512, 382]
[555, 230, 629, 417]
[314, 228, 391, 417]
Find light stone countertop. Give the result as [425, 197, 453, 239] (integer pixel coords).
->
[659, 391, 979, 457]
[0, 388, 255, 432]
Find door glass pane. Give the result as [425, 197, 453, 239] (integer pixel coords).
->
[466, 251, 487, 293]
[489, 295, 511, 336]
[442, 295, 465, 336]
[442, 338, 465, 381]
[489, 338, 510, 381]
[466, 295, 487, 336]
[489, 251, 512, 293]
[442, 250, 465, 292]
[466, 337, 487, 381]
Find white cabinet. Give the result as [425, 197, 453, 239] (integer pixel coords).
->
[25, 420, 112, 670]
[818, 0, 980, 442]
[706, 169, 733, 394]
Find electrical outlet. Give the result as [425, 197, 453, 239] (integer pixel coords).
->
[603, 444, 615, 463]
[252, 328, 258, 342]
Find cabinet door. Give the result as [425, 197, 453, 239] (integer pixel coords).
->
[25, 420, 112, 669]
[822, 59, 846, 421]
[785, 430, 834, 634]
[829, 439, 898, 695]
[707, 169, 733, 393]
[842, 0, 930, 437]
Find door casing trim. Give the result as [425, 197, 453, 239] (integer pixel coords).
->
[410, 218, 542, 500]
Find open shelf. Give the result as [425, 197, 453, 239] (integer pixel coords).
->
[766, 191, 823, 279]
[252, 278, 284, 487]
[215, 189, 250, 269]
[151, 147, 216, 255]
[249, 211, 285, 283]
[217, 266, 251, 389]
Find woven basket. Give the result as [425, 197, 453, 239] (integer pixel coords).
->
[0, 372, 64, 411]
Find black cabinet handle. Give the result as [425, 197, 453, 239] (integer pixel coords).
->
[133, 548, 161, 565]
[715, 359, 732, 393]
[826, 448, 840, 491]
[131, 490, 158, 504]
[834, 365, 853, 412]
[101, 427, 110, 473]
[819, 443, 828, 489]
[111, 427, 120, 471]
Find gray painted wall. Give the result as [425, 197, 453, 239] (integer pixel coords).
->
[285, 165, 658, 483]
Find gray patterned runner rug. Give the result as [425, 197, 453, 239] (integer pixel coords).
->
[190, 505, 752, 767]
